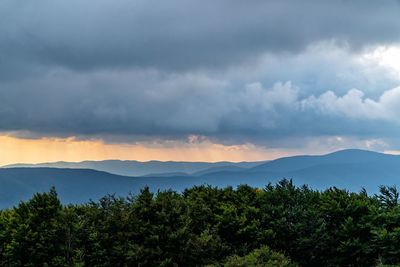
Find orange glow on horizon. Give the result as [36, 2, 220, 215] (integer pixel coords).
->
[0, 135, 296, 166]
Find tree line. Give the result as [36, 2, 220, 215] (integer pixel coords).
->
[1, 179, 400, 266]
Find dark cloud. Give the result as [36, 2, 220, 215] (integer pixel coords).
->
[1, 67, 399, 146]
[1, 0, 400, 150]
[1, 0, 400, 73]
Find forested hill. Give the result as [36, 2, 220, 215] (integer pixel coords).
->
[1, 180, 400, 266]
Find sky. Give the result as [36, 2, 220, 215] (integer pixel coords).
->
[2, 0, 400, 165]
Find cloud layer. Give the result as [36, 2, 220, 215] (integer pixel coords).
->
[1, 0, 400, 73]
[1, 0, 400, 152]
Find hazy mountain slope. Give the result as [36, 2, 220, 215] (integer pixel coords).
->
[250, 149, 395, 173]
[143, 172, 190, 177]
[3, 149, 400, 208]
[0, 168, 135, 208]
[3, 160, 265, 177]
[0, 167, 271, 209]
[282, 161, 400, 191]
[192, 165, 246, 176]
[198, 149, 400, 192]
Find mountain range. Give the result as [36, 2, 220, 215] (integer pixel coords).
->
[3, 160, 264, 177]
[2, 149, 400, 208]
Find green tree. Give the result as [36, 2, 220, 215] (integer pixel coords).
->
[222, 246, 297, 267]
[2, 188, 66, 266]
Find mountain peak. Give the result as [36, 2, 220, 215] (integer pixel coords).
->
[325, 149, 388, 160]
[327, 149, 381, 156]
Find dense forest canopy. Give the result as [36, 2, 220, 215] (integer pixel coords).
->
[1, 180, 400, 266]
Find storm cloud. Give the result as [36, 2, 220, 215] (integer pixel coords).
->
[1, 0, 400, 151]
[1, 0, 400, 72]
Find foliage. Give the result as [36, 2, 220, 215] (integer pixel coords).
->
[221, 246, 297, 267]
[2, 180, 400, 266]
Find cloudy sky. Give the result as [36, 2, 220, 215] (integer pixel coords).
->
[2, 0, 400, 165]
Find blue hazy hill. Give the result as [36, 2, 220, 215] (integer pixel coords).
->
[2, 149, 400, 208]
[0, 167, 271, 209]
[199, 149, 400, 191]
[250, 149, 394, 172]
[3, 160, 264, 177]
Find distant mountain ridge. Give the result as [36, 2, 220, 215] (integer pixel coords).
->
[2, 149, 400, 208]
[3, 160, 265, 177]
[204, 149, 400, 192]
[251, 149, 394, 173]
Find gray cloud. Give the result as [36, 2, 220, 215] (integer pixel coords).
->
[2, 0, 400, 151]
[1, 63, 399, 146]
[1, 0, 400, 74]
